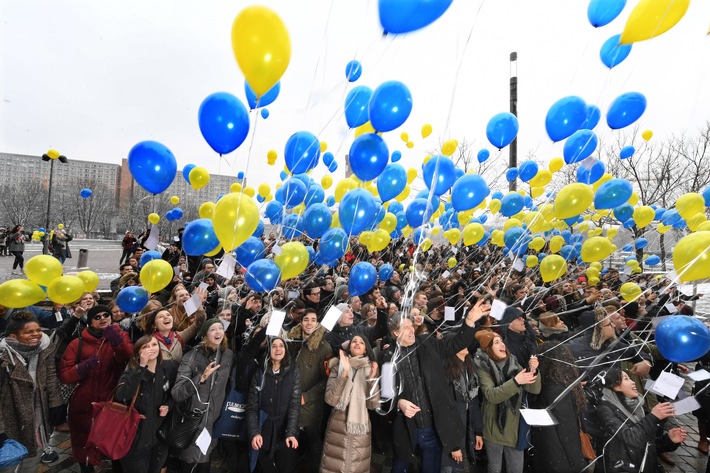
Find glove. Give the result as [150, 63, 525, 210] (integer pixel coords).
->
[76, 355, 100, 377]
[103, 324, 124, 346]
[48, 406, 67, 426]
[0, 432, 8, 445]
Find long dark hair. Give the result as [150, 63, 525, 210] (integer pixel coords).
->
[443, 349, 473, 382]
[128, 335, 164, 369]
[538, 341, 587, 413]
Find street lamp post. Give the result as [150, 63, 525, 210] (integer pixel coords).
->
[41, 153, 68, 254]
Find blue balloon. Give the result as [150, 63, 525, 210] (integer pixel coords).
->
[173, 208, 183, 219]
[661, 209, 682, 226]
[284, 131, 321, 174]
[491, 191, 504, 200]
[506, 168, 519, 182]
[292, 173, 312, 188]
[563, 129, 598, 164]
[306, 246, 316, 263]
[305, 185, 325, 206]
[577, 159, 606, 184]
[500, 193, 525, 217]
[388, 201, 404, 215]
[504, 227, 525, 248]
[368, 81, 412, 132]
[166, 210, 176, 221]
[378, 263, 394, 281]
[279, 170, 288, 181]
[600, 34, 632, 69]
[622, 219, 635, 229]
[235, 237, 265, 268]
[198, 92, 250, 155]
[80, 188, 93, 198]
[253, 220, 265, 238]
[348, 262, 377, 297]
[282, 214, 305, 240]
[587, 0, 627, 27]
[477, 149, 490, 163]
[545, 96, 587, 142]
[391, 150, 402, 162]
[579, 105, 601, 130]
[654, 208, 666, 221]
[237, 171, 245, 180]
[607, 92, 647, 130]
[245, 81, 280, 109]
[260, 108, 270, 119]
[646, 255, 661, 266]
[281, 178, 308, 207]
[39, 227, 45, 233]
[379, 0, 453, 34]
[613, 203, 634, 222]
[339, 189, 377, 236]
[620, 145, 635, 159]
[182, 219, 220, 256]
[320, 228, 349, 261]
[594, 178, 633, 209]
[182, 164, 196, 184]
[655, 316, 710, 363]
[703, 187, 710, 206]
[349, 133, 389, 181]
[345, 60, 362, 82]
[326, 195, 336, 207]
[406, 198, 434, 228]
[622, 244, 633, 252]
[454, 168, 464, 180]
[128, 141, 177, 194]
[323, 152, 335, 167]
[302, 203, 332, 239]
[560, 244, 576, 261]
[139, 250, 161, 267]
[245, 259, 281, 292]
[518, 161, 539, 182]
[265, 201, 284, 223]
[486, 112, 519, 149]
[345, 86, 373, 128]
[635, 238, 648, 249]
[451, 174, 489, 211]
[328, 161, 338, 173]
[377, 163, 408, 202]
[116, 286, 150, 313]
[422, 155, 456, 195]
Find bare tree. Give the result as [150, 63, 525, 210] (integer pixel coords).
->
[0, 179, 48, 227]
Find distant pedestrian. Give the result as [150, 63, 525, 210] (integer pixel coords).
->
[120, 231, 137, 265]
[8, 224, 29, 274]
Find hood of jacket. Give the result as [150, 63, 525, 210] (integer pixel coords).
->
[0, 332, 51, 366]
[287, 324, 327, 352]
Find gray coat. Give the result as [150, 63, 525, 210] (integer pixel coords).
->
[8, 232, 26, 252]
[171, 345, 233, 464]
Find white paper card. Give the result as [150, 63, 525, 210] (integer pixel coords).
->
[287, 290, 300, 300]
[144, 225, 160, 251]
[673, 396, 701, 416]
[619, 274, 629, 282]
[195, 427, 211, 455]
[689, 370, 710, 382]
[216, 253, 236, 280]
[55, 311, 63, 322]
[490, 299, 508, 321]
[444, 306, 456, 321]
[184, 293, 202, 317]
[441, 270, 451, 279]
[321, 305, 343, 332]
[198, 282, 209, 292]
[520, 409, 557, 426]
[451, 247, 458, 255]
[664, 303, 678, 314]
[650, 316, 671, 328]
[266, 310, 287, 337]
[644, 379, 655, 391]
[651, 371, 685, 400]
[513, 259, 525, 272]
[272, 244, 282, 255]
[381, 363, 396, 399]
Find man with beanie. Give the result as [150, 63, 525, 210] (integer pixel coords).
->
[500, 306, 538, 367]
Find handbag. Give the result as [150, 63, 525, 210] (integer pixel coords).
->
[0, 439, 28, 469]
[517, 392, 531, 451]
[213, 362, 249, 440]
[86, 383, 144, 460]
[580, 431, 595, 460]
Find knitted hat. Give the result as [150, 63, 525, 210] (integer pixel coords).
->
[475, 329, 499, 349]
[199, 318, 222, 338]
[335, 303, 351, 313]
[88, 305, 111, 320]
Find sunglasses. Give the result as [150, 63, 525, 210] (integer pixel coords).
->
[93, 313, 110, 321]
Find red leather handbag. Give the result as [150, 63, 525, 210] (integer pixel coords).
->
[86, 384, 145, 460]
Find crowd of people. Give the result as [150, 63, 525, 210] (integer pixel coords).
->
[0, 228, 708, 473]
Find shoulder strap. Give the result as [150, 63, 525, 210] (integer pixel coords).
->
[75, 335, 83, 364]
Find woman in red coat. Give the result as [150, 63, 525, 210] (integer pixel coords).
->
[59, 305, 133, 472]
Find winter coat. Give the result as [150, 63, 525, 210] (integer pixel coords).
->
[379, 323, 477, 463]
[474, 349, 541, 448]
[287, 324, 331, 429]
[58, 325, 133, 465]
[0, 334, 63, 456]
[170, 344, 233, 464]
[321, 358, 380, 473]
[567, 334, 651, 379]
[325, 308, 388, 356]
[531, 382, 587, 473]
[155, 309, 205, 363]
[8, 232, 27, 252]
[115, 360, 179, 453]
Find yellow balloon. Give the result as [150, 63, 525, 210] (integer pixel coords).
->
[204, 244, 222, 257]
[232, 6, 291, 97]
[549, 235, 565, 254]
[592, 173, 613, 192]
[530, 236, 545, 251]
[529, 169, 552, 187]
[258, 183, 270, 198]
[554, 183, 594, 219]
[406, 141, 414, 149]
[359, 231, 373, 246]
[420, 238, 432, 252]
[395, 186, 410, 202]
[538, 204, 554, 222]
[489, 199, 502, 214]
[321, 175, 333, 190]
[548, 157, 564, 173]
[588, 277, 600, 286]
[687, 214, 708, 232]
[442, 140, 457, 156]
[0, 280, 47, 308]
[140, 260, 173, 294]
[242, 186, 255, 198]
[696, 221, 710, 232]
[47, 275, 86, 305]
[274, 242, 309, 280]
[657, 223, 671, 234]
[331, 211, 341, 228]
[267, 149, 278, 162]
[606, 227, 618, 239]
[199, 202, 215, 219]
[335, 178, 357, 202]
[400, 132, 409, 142]
[57, 224, 64, 230]
[540, 255, 567, 283]
[530, 186, 545, 199]
[212, 192, 259, 251]
[457, 210, 472, 226]
[586, 267, 600, 279]
[320, 142, 327, 152]
[620, 282, 642, 302]
[491, 230, 504, 247]
[170, 196, 179, 205]
[47, 149, 61, 159]
[24, 255, 63, 286]
[77, 270, 99, 293]
[148, 213, 160, 225]
[421, 123, 432, 138]
[355, 121, 376, 138]
[380, 213, 397, 233]
[503, 218, 522, 232]
[632, 206, 654, 229]
[620, 0, 690, 44]
[526, 255, 538, 268]
[524, 212, 545, 233]
[230, 183, 243, 193]
[447, 257, 457, 269]
[581, 236, 617, 263]
[463, 222, 486, 246]
[642, 130, 653, 141]
[401, 226, 412, 238]
[676, 193, 706, 220]
[292, 203, 305, 215]
[444, 228, 461, 245]
[673, 231, 710, 282]
[406, 168, 418, 183]
[189, 167, 210, 190]
[368, 229, 391, 252]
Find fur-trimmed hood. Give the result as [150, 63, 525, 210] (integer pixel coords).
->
[288, 323, 327, 352]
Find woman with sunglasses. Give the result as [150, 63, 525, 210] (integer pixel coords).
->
[58, 305, 133, 472]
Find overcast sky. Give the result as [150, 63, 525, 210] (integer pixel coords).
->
[2, 0, 709, 191]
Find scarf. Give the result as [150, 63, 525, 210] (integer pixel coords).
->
[602, 388, 645, 424]
[87, 326, 104, 340]
[155, 330, 183, 348]
[335, 356, 372, 436]
[475, 349, 521, 432]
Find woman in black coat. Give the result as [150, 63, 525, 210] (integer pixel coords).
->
[116, 335, 178, 473]
[531, 342, 588, 473]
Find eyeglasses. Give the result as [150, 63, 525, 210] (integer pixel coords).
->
[309, 291, 321, 297]
[93, 313, 110, 321]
